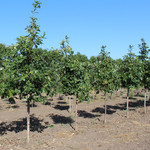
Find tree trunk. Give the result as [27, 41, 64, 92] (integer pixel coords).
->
[19, 94, 22, 100]
[68, 96, 71, 113]
[32, 100, 34, 107]
[126, 88, 130, 118]
[93, 88, 95, 100]
[27, 98, 30, 144]
[75, 99, 78, 131]
[99, 90, 101, 101]
[104, 93, 107, 124]
[144, 89, 147, 114]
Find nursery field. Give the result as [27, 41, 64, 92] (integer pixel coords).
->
[0, 90, 150, 150]
[1, 0, 150, 150]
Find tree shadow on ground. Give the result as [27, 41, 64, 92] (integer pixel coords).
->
[14, 96, 19, 99]
[6, 105, 19, 109]
[0, 114, 48, 135]
[43, 98, 54, 106]
[130, 100, 150, 107]
[123, 97, 137, 100]
[135, 93, 144, 97]
[119, 100, 150, 108]
[57, 101, 67, 104]
[107, 105, 126, 111]
[8, 98, 16, 104]
[78, 110, 100, 118]
[30, 103, 38, 107]
[54, 105, 69, 111]
[44, 102, 51, 105]
[58, 96, 64, 100]
[92, 107, 116, 114]
[95, 100, 150, 114]
[47, 98, 53, 101]
[49, 114, 74, 125]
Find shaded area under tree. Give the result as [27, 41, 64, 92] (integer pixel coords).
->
[49, 114, 74, 124]
[92, 107, 116, 114]
[54, 105, 69, 111]
[92, 100, 150, 115]
[0, 114, 49, 135]
[78, 110, 100, 118]
[57, 101, 67, 104]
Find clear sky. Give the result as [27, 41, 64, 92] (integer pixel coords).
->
[0, 0, 150, 59]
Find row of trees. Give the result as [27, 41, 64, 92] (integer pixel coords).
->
[0, 0, 150, 143]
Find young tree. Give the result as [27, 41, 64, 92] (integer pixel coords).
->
[113, 59, 122, 96]
[0, 44, 16, 101]
[35, 48, 63, 99]
[97, 46, 114, 123]
[89, 56, 100, 100]
[12, 0, 47, 143]
[138, 38, 150, 113]
[120, 45, 143, 118]
[47, 49, 63, 97]
[60, 36, 91, 130]
[0, 44, 7, 99]
[66, 58, 91, 131]
[60, 35, 74, 113]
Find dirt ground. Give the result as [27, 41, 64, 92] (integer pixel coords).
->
[0, 90, 150, 150]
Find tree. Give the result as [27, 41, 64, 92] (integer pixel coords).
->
[12, 0, 47, 143]
[0, 44, 7, 99]
[45, 49, 63, 97]
[0, 44, 8, 100]
[113, 59, 122, 96]
[138, 38, 150, 113]
[120, 45, 143, 118]
[60, 35, 74, 113]
[0, 44, 16, 101]
[60, 36, 91, 130]
[89, 56, 100, 100]
[73, 53, 91, 103]
[97, 46, 115, 123]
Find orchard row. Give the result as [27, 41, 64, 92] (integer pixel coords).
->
[0, 0, 150, 143]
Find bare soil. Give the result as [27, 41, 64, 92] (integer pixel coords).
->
[0, 90, 150, 150]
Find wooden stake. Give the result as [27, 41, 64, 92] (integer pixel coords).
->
[126, 88, 129, 118]
[27, 97, 30, 144]
[75, 99, 78, 131]
[144, 90, 147, 114]
[68, 96, 71, 113]
[104, 94, 107, 124]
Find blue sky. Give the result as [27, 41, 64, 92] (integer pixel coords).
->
[0, 0, 150, 59]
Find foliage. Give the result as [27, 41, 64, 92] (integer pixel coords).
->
[11, 0, 48, 102]
[120, 45, 143, 90]
[138, 38, 150, 90]
[89, 56, 99, 93]
[44, 49, 63, 97]
[60, 36, 91, 102]
[0, 45, 16, 99]
[97, 46, 115, 94]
